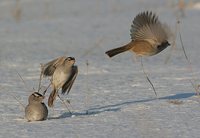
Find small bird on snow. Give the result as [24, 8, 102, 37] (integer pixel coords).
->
[25, 92, 48, 122]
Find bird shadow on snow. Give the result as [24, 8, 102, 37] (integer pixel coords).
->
[48, 107, 120, 120]
[48, 92, 195, 120]
[158, 92, 195, 100]
[87, 92, 195, 111]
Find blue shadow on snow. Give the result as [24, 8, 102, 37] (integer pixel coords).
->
[48, 92, 195, 119]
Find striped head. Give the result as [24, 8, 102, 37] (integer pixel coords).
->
[64, 57, 75, 66]
[28, 92, 45, 104]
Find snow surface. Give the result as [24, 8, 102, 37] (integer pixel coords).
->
[0, 0, 200, 138]
[193, 2, 200, 9]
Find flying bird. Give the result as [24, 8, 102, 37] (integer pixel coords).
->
[41, 56, 78, 107]
[106, 11, 170, 57]
[105, 11, 171, 96]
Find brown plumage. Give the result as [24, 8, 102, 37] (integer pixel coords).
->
[105, 11, 171, 57]
[48, 88, 57, 107]
[41, 57, 78, 107]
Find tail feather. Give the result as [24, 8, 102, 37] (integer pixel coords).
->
[105, 43, 133, 58]
[48, 89, 57, 107]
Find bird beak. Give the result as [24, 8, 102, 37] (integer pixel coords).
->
[167, 41, 170, 46]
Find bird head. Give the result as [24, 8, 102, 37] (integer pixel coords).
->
[164, 41, 170, 46]
[157, 40, 170, 52]
[65, 57, 76, 65]
[28, 92, 45, 104]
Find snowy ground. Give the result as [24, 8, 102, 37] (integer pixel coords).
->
[0, 0, 200, 138]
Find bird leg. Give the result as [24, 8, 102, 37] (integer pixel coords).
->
[57, 94, 72, 114]
[178, 23, 199, 95]
[140, 57, 157, 97]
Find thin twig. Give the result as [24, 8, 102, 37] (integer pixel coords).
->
[57, 94, 72, 114]
[38, 64, 43, 92]
[15, 70, 30, 92]
[85, 60, 90, 114]
[140, 57, 157, 97]
[179, 30, 188, 60]
[86, 60, 89, 92]
[178, 21, 199, 95]
[10, 94, 26, 109]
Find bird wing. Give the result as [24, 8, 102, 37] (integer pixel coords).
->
[62, 65, 78, 95]
[130, 11, 170, 47]
[41, 56, 66, 77]
[130, 11, 158, 37]
[48, 88, 58, 107]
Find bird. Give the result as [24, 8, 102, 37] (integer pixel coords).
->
[41, 56, 78, 107]
[25, 92, 48, 122]
[105, 11, 171, 58]
[105, 11, 171, 96]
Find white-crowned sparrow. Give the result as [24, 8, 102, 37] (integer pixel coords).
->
[41, 56, 78, 107]
[25, 92, 48, 121]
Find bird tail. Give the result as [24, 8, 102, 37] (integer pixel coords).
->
[105, 42, 133, 58]
[48, 88, 57, 107]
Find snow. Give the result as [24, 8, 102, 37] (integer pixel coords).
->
[0, 0, 200, 138]
[193, 2, 200, 9]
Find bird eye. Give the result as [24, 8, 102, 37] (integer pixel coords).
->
[66, 58, 71, 61]
[166, 41, 170, 46]
[66, 57, 75, 61]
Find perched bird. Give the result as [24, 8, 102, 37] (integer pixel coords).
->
[25, 92, 48, 122]
[105, 11, 171, 96]
[105, 11, 171, 58]
[41, 56, 78, 107]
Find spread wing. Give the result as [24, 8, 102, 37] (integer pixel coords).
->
[41, 56, 66, 77]
[130, 11, 170, 47]
[62, 65, 78, 95]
